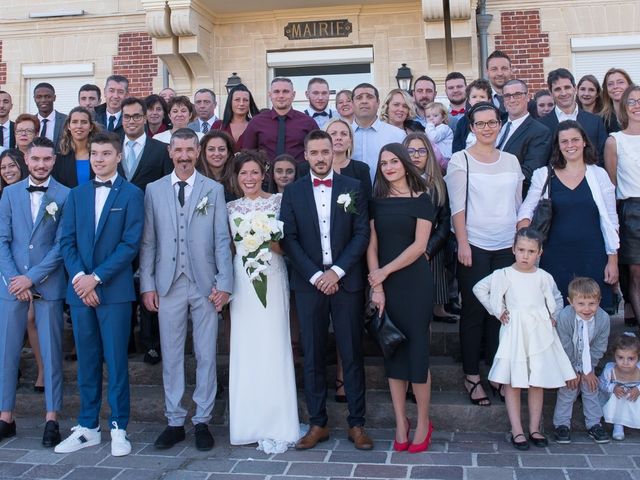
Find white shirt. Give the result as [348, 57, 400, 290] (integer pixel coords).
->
[0, 122, 9, 147]
[37, 111, 56, 142]
[555, 104, 579, 122]
[609, 131, 640, 200]
[171, 170, 196, 206]
[304, 106, 337, 129]
[497, 113, 529, 148]
[27, 176, 50, 223]
[352, 118, 406, 181]
[308, 171, 345, 285]
[94, 172, 119, 230]
[106, 110, 122, 129]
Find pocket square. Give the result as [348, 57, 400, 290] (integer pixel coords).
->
[110, 208, 123, 212]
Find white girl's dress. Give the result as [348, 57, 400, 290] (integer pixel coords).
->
[599, 362, 640, 428]
[473, 266, 576, 388]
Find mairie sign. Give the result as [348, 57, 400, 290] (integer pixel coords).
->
[284, 19, 353, 40]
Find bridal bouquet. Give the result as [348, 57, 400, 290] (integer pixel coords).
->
[231, 211, 284, 308]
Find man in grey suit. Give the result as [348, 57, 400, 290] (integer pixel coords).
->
[0, 137, 69, 447]
[187, 89, 217, 134]
[140, 128, 233, 451]
[33, 83, 67, 150]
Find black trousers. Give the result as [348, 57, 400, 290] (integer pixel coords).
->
[295, 288, 366, 428]
[457, 245, 514, 375]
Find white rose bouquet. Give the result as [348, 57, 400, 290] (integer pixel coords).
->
[232, 211, 284, 307]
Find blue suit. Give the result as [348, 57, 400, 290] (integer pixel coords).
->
[0, 177, 69, 412]
[60, 175, 144, 429]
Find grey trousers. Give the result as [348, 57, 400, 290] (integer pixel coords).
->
[158, 275, 218, 426]
[553, 383, 603, 429]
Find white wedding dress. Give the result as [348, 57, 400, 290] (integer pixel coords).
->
[227, 194, 300, 453]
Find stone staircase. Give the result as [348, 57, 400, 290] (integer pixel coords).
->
[14, 310, 630, 432]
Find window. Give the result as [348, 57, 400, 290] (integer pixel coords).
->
[23, 63, 95, 115]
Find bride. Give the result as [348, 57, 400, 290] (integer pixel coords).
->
[226, 150, 300, 453]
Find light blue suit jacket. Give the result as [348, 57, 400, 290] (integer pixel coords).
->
[60, 175, 144, 306]
[0, 177, 69, 301]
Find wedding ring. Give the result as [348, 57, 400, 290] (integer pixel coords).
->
[319, 281, 324, 285]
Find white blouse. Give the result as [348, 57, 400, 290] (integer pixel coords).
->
[444, 150, 524, 251]
[610, 131, 640, 200]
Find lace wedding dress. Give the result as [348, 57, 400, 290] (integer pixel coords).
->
[227, 194, 300, 453]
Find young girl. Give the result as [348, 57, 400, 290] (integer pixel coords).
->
[424, 102, 453, 161]
[473, 228, 576, 450]
[599, 333, 640, 441]
[270, 154, 297, 193]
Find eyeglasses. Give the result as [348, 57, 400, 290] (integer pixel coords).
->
[16, 128, 35, 135]
[503, 92, 527, 101]
[407, 147, 428, 157]
[473, 120, 500, 129]
[626, 98, 640, 107]
[123, 114, 145, 122]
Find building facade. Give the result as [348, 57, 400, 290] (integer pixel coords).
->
[1, 0, 638, 114]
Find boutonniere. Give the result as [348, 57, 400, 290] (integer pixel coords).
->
[43, 200, 59, 221]
[337, 191, 358, 214]
[195, 190, 213, 215]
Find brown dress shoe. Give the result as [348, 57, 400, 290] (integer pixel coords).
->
[295, 425, 330, 450]
[348, 426, 373, 450]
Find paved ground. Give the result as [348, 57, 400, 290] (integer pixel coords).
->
[0, 417, 638, 480]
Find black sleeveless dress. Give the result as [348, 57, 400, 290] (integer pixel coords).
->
[371, 193, 435, 383]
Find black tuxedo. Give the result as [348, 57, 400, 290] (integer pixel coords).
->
[280, 173, 370, 427]
[539, 109, 607, 165]
[118, 136, 173, 191]
[94, 103, 125, 140]
[501, 115, 552, 191]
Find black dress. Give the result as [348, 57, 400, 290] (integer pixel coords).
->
[371, 193, 435, 383]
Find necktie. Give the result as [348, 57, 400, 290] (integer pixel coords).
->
[26, 185, 48, 193]
[313, 178, 332, 187]
[93, 180, 112, 188]
[497, 121, 512, 150]
[40, 119, 49, 138]
[581, 319, 592, 375]
[126, 140, 136, 178]
[276, 115, 286, 156]
[450, 108, 465, 116]
[177, 181, 187, 207]
[313, 111, 329, 118]
[201, 122, 209, 134]
[0, 125, 4, 146]
[108, 115, 116, 132]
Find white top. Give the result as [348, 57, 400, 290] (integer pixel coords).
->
[154, 129, 204, 144]
[610, 131, 640, 199]
[518, 164, 619, 254]
[0, 122, 9, 147]
[444, 150, 524, 250]
[555, 104, 579, 122]
[94, 172, 119, 230]
[425, 123, 453, 159]
[27, 176, 50, 222]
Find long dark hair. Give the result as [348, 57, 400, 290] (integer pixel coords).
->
[269, 153, 298, 193]
[57, 106, 99, 156]
[221, 84, 260, 129]
[373, 143, 427, 199]
[549, 120, 598, 169]
[196, 130, 236, 194]
[576, 75, 603, 113]
[402, 132, 445, 206]
[0, 149, 28, 189]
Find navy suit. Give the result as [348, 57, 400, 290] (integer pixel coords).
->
[60, 175, 144, 429]
[0, 178, 69, 412]
[280, 173, 370, 427]
[539, 110, 607, 165]
[94, 104, 125, 140]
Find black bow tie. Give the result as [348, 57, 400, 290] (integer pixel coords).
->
[313, 111, 329, 118]
[26, 185, 48, 193]
[93, 180, 113, 188]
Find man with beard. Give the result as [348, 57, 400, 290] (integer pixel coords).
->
[444, 72, 467, 131]
[413, 76, 437, 127]
[486, 50, 514, 112]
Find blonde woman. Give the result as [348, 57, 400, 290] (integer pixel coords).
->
[380, 88, 423, 133]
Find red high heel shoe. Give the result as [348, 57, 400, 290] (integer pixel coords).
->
[393, 417, 411, 452]
[408, 421, 433, 453]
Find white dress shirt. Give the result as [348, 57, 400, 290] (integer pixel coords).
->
[171, 170, 196, 206]
[304, 106, 337, 129]
[94, 172, 119, 230]
[497, 113, 529, 148]
[308, 171, 345, 285]
[37, 112, 56, 142]
[106, 110, 122, 129]
[555, 104, 579, 122]
[27, 177, 51, 222]
[0, 122, 9, 147]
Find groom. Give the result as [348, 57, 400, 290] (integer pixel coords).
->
[140, 128, 233, 451]
[280, 129, 371, 450]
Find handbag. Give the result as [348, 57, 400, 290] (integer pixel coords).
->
[530, 165, 553, 241]
[365, 301, 407, 358]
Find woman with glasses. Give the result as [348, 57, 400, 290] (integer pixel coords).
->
[52, 107, 100, 188]
[444, 102, 524, 406]
[13, 114, 40, 157]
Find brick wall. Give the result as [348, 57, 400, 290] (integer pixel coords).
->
[495, 10, 549, 92]
[0, 41, 6, 87]
[112, 32, 158, 97]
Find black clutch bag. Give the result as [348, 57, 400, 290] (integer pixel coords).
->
[530, 166, 553, 241]
[365, 302, 407, 358]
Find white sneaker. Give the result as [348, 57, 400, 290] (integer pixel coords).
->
[110, 422, 131, 457]
[612, 424, 625, 441]
[54, 425, 101, 453]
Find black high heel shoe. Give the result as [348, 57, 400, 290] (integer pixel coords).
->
[490, 384, 505, 403]
[464, 377, 490, 406]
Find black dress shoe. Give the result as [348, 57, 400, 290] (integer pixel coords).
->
[445, 301, 462, 316]
[511, 433, 529, 450]
[42, 420, 61, 447]
[194, 423, 214, 451]
[144, 349, 162, 365]
[154, 425, 185, 449]
[528, 431, 548, 448]
[0, 420, 16, 440]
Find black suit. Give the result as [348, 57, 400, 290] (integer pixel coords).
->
[501, 115, 552, 192]
[51, 150, 94, 188]
[539, 110, 607, 165]
[94, 103, 125, 140]
[118, 136, 173, 191]
[280, 173, 370, 428]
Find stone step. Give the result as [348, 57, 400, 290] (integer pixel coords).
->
[12, 386, 589, 432]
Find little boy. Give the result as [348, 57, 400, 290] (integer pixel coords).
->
[553, 277, 611, 444]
